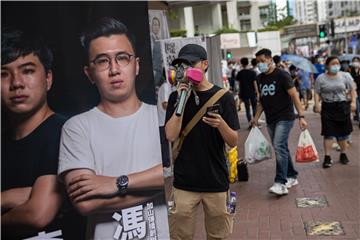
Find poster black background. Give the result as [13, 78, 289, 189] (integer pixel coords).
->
[2, 1, 156, 117]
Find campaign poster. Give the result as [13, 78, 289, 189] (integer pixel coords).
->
[1, 2, 170, 240]
[160, 37, 207, 83]
[148, 10, 170, 88]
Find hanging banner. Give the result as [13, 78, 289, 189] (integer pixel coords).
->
[160, 37, 207, 81]
[149, 10, 170, 87]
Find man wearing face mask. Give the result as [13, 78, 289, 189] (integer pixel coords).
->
[165, 44, 240, 240]
[251, 48, 307, 196]
[314, 56, 356, 168]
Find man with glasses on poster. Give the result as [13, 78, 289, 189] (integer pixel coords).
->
[58, 17, 169, 239]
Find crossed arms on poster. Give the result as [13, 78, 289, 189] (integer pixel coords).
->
[62, 164, 164, 216]
[1, 175, 62, 232]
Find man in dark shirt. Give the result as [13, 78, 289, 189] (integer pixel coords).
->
[236, 57, 258, 125]
[1, 28, 85, 239]
[252, 48, 308, 196]
[165, 44, 240, 239]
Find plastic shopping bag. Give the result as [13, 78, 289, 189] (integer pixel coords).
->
[227, 147, 238, 183]
[245, 127, 272, 164]
[295, 129, 319, 163]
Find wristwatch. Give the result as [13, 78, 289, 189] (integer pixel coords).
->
[298, 115, 305, 119]
[116, 175, 129, 195]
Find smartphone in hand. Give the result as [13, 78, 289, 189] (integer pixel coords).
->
[206, 104, 221, 117]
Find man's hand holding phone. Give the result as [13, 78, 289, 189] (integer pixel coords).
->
[203, 104, 223, 128]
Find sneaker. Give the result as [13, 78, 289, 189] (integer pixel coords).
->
[285, 178, 298, 188]
[269, 183, 288, 195]
[339, 153, 349, 165]
[322, 155, 332, 168]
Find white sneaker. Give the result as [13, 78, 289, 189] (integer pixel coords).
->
[285, 178, 298, 188]
[269, 183, 288, 195]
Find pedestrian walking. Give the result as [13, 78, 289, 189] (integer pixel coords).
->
[252, 48, 307, 196]
[298, 69, 313, 110]
[157, 73, 173, 177]
[236, 57, 258, 127]
[314, 56, 357, 168]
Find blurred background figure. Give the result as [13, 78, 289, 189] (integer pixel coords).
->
[349, 57, 360, 127]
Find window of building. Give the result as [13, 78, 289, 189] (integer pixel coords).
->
[238, 6, 250, 16]
[240, 19, 251, 31]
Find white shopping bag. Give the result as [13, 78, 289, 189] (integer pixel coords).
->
[245, 127, 272, 164]
[295, 129, 319, 163]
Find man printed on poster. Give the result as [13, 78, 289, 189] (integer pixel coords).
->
[58, 17, 169, 240]
[148, 10, 170, 87]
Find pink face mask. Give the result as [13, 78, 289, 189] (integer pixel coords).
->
[186, 67, 203, 85]
[167, 67, 203, 86]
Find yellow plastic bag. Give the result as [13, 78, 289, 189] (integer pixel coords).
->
[227, 147, 238, 183]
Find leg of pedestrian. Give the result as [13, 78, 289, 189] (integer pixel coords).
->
[323, 138, 333, 168]
[267, 120, 294, 195]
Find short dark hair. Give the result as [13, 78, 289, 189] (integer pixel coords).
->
[273, 55, 281, 64]
[289, 65, 297, 71]
[80, 17, 136, 60]
[353, 56, 360, 62]
[1, 27, 53, 73]
[251, 58, 257, 67]
[240, 57, 249, 66]
[325, 56, 339, 66]
[255, 48, 272, 58]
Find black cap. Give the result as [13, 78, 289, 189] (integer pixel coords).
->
[171, 44, 207, 66]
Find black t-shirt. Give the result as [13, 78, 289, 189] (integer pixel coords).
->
[165, 85, 240, 192]
[236, 69, 257, 98]
[257, 68, 296, 124]
[1, 114, 86, 239]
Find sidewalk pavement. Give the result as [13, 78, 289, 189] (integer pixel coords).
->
[165, 106, 360, 240]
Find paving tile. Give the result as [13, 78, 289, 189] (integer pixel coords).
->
[296, 196, 328, 208]
[304, 221, 345, 236]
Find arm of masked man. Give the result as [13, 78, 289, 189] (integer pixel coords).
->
[1, 175, 62, 232]
[62, 164, 163, 216]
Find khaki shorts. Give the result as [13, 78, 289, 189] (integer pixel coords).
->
[169, 187, 234, 240]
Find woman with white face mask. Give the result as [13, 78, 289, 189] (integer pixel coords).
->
[349, 57, 360, 127]
[314, 56, 357, 168]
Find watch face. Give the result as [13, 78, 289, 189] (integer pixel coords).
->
[119, 176, 128, 186]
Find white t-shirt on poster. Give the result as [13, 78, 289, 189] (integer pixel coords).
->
[58, 103, 169, 240]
